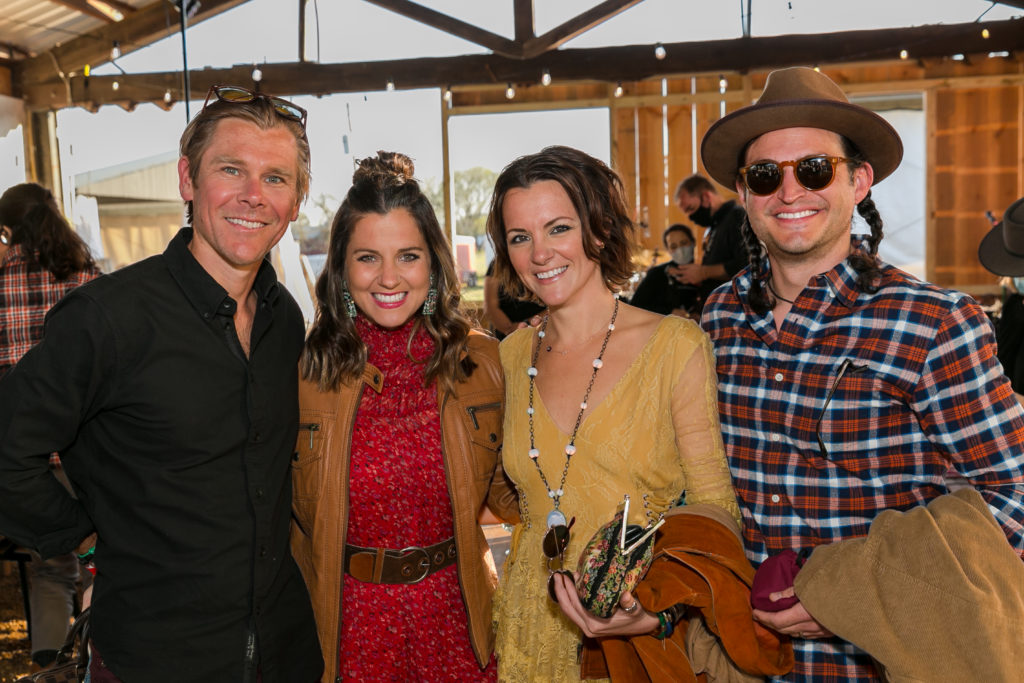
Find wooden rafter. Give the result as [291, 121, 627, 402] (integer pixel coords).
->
[26, 17, 1024, 111]
[994, 1, 1024, 9]
[514, 0, 534, 43]
[363, 0, 519, 58]
[48, 0, 137, 23]
[520, 0, 646, 59]
[15, 0, 253, 90]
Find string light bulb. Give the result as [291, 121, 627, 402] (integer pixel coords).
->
[614, 82, 623, 98]
[443, 87, 452, 103]
[982, 28, 990, 39]
[505, 83, 515, 99]
[164, 89, 172, 103]
[899, 49, 909, 60]
[654, 43, 666, 60]
[541, 69, 552, 86]
[251, 66, 263, 82]
[112, 80, 120, 91]
[110, 41, 121, 60]
[719, 75, 727, 92]
[386, 78, 395, 91]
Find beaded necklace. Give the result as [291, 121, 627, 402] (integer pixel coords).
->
[527, 297, 619, 530]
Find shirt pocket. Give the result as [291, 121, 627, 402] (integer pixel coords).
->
[814, 367, 903, 475]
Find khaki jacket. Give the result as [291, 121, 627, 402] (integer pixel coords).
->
[289, 333, 519, 683]
[794, 488, 1024, 682]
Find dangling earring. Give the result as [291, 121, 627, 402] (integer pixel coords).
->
[422, 273, 438, 316]
[341, 282, 357, 318]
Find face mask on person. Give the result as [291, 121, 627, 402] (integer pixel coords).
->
[689, 204, 713, 228]
[671, 245, 694, 265]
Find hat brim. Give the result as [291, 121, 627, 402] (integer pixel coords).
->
[701, 99, 904, 191]
[979, 222, 1024, 277]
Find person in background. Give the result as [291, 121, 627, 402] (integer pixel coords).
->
[486, 145, 739, 682]
[978, 196, 1024, 398]
[701, 66, 1024, 681]
[673, 174, 747, 309]
[483, 258, 545, 338]
[0, 86, 323, 682]
[0, 182, 101, 672]
[291, 151, 518, 683]
[629, 223, 700, 317]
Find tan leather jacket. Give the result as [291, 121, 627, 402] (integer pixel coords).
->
[289, 332, 519, 683]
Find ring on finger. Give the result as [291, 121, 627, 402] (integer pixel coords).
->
[621, 600, 639, 614]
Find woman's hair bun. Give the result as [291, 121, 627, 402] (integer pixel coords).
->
[353, 151, 415, 185]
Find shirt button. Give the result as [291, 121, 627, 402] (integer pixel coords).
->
[774, 372, 784, 382]
[770, 433, 781, 442]
[771, 494, 781, 503]
[255, 488, 264, 500]
[259, 545, 268, 558]
[253, 431, 261, 442]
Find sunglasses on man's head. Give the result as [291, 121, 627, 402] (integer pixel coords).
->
[202, 85, 307, 129]
[739, 155, 853, 196]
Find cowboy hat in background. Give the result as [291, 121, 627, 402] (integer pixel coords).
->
[701, 66, 904, 189]
[979, 197, 1024, 277]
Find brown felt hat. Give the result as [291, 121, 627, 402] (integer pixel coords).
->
[979, 197, 1024, 276]
[701, 67, 903, 190]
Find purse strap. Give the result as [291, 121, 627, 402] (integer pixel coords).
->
[51, 606, 90, 678]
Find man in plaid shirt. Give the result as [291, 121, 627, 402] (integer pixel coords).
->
[700, 67, 1024, 681]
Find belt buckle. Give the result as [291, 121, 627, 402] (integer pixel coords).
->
[397, 546, 431, 584]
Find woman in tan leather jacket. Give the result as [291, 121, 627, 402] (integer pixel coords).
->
[290, 152, 518, 683]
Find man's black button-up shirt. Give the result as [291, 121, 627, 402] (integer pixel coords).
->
[0, 228, 322, 683]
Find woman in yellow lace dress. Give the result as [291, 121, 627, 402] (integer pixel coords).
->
[486, 146, 740, 682]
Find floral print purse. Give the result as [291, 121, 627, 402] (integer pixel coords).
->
[575, 495, 665, 618]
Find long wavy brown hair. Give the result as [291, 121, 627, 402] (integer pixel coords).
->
[0, 182, 96, 280]
[301, 151, 476, 394]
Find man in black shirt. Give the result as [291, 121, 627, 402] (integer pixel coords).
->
[0, 87, 322, 683]
[673, 174, 748, 306]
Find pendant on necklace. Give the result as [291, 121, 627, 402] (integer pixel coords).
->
[547, 508, 567, 529]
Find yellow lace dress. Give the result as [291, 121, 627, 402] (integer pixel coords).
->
[493, 315, 740, 682]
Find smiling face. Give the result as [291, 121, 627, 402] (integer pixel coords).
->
[178, 117, 302, 284]
[501, 179, 606, 309]
[345, 208, 432, 329]
[738, 127, 872, 272]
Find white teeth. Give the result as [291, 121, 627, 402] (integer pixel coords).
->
[227, 217, 263, 229]
[777, 210, 816, 219]
[373, 292, 406, 303]
[536, 266, 567, 280]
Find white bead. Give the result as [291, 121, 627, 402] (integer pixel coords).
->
[608, 323, 615, 330]
[580, 401, 588, 410]
[538, 330, 545, 338]
[565, 444, 576, 456]
[528, 448, 540, 459]
[556, 489, 564, 497]
[527, 367, 538, 377]
[548, 490, 556, 498]
[593, 358, 603, 369]
[527, 407, 534, 415]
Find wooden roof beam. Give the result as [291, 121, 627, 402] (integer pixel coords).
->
[48, 0, 137, 23]
[362, 0, 519, 58]
[514, 0, 534, 43]
[993, 1, 1024, 10]
[14, 0, 254, 92]
[520, 0, 646, 59]
[22, 17, 1024, 110]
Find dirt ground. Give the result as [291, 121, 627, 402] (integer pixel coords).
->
[0, 567, 31, 682]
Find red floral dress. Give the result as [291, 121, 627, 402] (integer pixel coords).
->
[339, 316, 496, 682]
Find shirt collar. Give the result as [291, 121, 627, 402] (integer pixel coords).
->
[735, 237, 868, 312]
[163, 227, 280, 319]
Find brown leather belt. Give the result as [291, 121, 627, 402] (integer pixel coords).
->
[344, 537, 457, 584]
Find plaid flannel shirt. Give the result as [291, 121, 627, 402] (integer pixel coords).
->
[703, 254, 1024, 682]
[0, 244, 101, 379]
